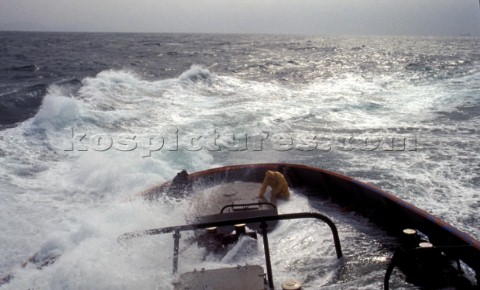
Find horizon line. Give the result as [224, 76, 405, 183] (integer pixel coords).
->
[0, 29, 479, 38]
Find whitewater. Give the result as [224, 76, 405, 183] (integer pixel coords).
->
[0, 32, 479, 289]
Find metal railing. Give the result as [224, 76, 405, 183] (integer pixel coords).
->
[219, 201, 277, 213]
[119, 212, 343, 289]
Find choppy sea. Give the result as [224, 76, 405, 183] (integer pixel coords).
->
[0, 32, 479, 289]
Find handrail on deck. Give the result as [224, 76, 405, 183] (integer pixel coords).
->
[119, 212, 343, 289]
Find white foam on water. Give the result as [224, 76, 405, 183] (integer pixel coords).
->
[0, 65, 478, 288]
[5, 198, 191, 289]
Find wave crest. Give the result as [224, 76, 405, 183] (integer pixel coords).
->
[178, 65, 215, 84]
[32, 87, 79, 130]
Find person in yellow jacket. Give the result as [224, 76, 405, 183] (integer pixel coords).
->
[258, 170, 290, 200]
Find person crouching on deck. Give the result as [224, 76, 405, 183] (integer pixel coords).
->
[258, 170, 290, 201]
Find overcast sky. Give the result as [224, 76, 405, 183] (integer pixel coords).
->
[1, 0, 479, 36]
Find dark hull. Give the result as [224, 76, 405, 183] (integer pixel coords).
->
[144, 163, 480, 281]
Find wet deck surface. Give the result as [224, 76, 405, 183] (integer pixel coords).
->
[188, 182, 266, 218]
